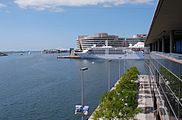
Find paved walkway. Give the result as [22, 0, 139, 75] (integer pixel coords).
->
[135, 75, 155, 120]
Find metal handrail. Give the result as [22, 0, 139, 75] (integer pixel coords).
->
[145, 55, 182, 120]
[150, 53, 182, 82]
[144, 61, 170, 120]
[149, 56, 182, 106]
[146, 59, 173, 119]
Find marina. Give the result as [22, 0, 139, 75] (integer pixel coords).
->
[0, 0, 182, 119]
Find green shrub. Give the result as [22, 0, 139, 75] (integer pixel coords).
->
[93, 67, 142, 120]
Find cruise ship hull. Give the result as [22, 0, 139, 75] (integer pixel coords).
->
[77, 52, 144, 59]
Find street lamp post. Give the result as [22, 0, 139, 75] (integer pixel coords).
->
[124, 54, 126, 73]
[80, 67, 88, 120]
[108, 60, 112, 91]
[119, 57, 122, 79]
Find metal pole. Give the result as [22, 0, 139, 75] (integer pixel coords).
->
[80, 71, 84, 120]
[108, 60, 111, 91]
[81, 71, 84, 107]
[124, 55, 126, 73]
[119, 59, 120, 79]
[80, 67, 88, 120]
[108, 61, 110, 91]
[119, 57, 122, 79]
[124, 59, 125, 73]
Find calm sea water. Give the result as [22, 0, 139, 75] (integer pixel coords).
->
[0, 52, 147, 120]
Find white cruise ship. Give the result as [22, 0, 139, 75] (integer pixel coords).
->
[75, 41, 147, 59]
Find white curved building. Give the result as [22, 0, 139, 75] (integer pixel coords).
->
[76, 33, 146, 50]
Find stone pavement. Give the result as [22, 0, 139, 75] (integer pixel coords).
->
[135, 75, 155, 120]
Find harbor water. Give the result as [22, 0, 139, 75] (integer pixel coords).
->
[0, 52, 147, 120]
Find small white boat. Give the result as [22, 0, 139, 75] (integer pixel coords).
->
[28, 51, 31, 55]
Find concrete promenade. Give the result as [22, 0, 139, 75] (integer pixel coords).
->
[135, 75, 155, 120]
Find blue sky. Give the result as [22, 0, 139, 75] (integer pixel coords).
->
[0, 0, 157, 51]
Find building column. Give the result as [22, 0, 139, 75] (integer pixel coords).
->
[162, 37, 165, 52]
[151, 43, 153, 51]
[157, 40, 160, 52]
[149, 44, 151, 51]
[153, 43, 156, 51]
[170, 31, 174, 53]
[155, 41, 157, 51]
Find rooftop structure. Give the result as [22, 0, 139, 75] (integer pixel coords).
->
[145, 0, 182, 54]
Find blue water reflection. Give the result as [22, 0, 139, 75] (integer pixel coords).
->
[0, 53, 146, 120]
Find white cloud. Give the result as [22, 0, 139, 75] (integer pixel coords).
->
[14, 0, 153, 12]
[0, 3, 7, 8]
